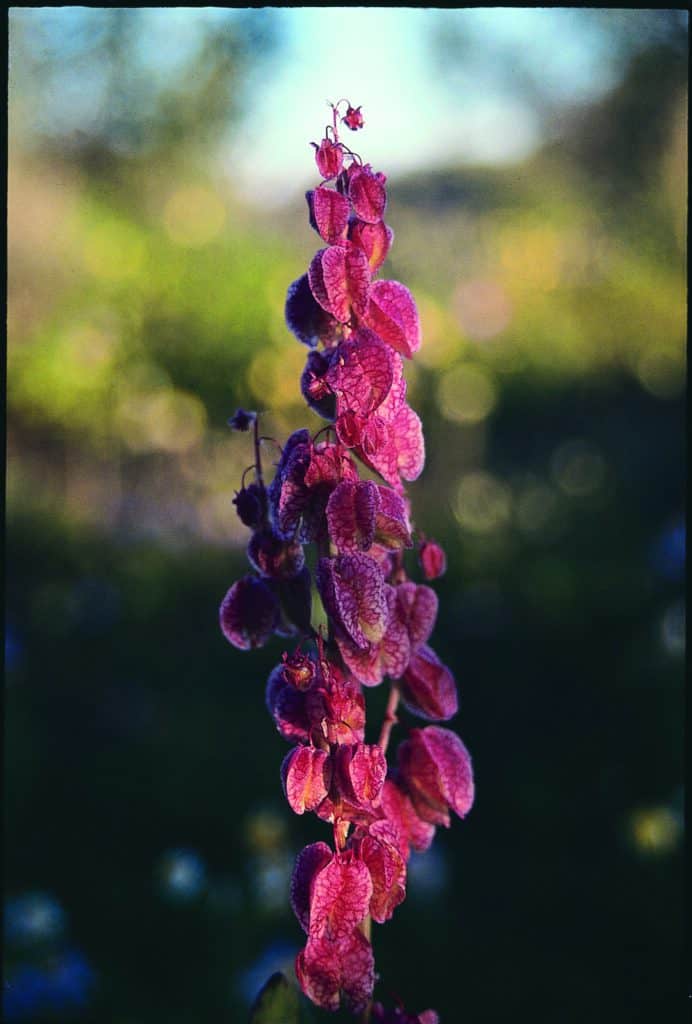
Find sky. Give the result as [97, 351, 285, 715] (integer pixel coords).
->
[223, 7, 627, 204]
[11, 7, 683, 206]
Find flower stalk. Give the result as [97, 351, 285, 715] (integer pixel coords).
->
[219, 101, 473, 1022]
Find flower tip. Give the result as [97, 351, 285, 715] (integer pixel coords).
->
[228, 408, 257, 431]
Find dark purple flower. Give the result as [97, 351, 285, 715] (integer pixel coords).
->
[285, 274, 341, 348]
[247, 528, 305, 580]
[219, 575, 279, 650]
[227, 408, 256, 431]
[232, 482, 267, 529]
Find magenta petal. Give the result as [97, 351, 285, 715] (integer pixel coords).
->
[326, 329, 394, 418]
[295, 935, 341, 1012]
[317, 554, 389, 649]
[281, 745, 332, 815]
[290, 841, 333, 932]
[309, 244, 371, 323]
[219, 575, 279, 650]
[364, 280, 421, 358]
[336, 582, 410, 686]
[304, 442, 359, 489]
[398, 726, 474, 826]
[326, 480, 380, 553]
[368, 403, 425, 484]
[313, 138, 344, 180]
[357, 820, 406, 923]
[399, 644, 458, 722]
[335, 742, 387, 809]
[337, 930, 376, 1014]
[379, 776, 436, 859]
[349, 218, 393, 271]
[309, 853, 373, 942]
[296, 929, 374, 1014]
[396, 582, 438, 648]
[374, 485, 413, 549]
[309, 187, 350, 244]
[347, 163, 387, 224]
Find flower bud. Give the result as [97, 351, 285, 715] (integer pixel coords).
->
[282, 648, 315, 690]
[312, 138, 344, 179]
[342, 105, 364, 131]
[232, 482, 267, 528]
[419, 539, 447, 580]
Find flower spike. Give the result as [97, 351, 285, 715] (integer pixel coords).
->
[218, 101, 474, 1017]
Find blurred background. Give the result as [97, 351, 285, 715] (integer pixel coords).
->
[5, 8, 686, 1022]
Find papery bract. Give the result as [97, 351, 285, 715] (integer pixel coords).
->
[374, 486, 413, 549]
[326, 329, 394, 418]
[348, 218, 393, 272]
[291, 841, 333, 933]
[304, 442, 359, 490]
[313, 137, 344, 179]
[347, 163, 386, 223]
[364, 280, 422, 358]
[337, 584, 411, 687]
[326, 480, 380, 553]
[308, 243, 371, 323]
[395, 582, 438, 649]
[399, 644, 458, 721]
[219, 576, 279, 650]
[317, 554, 389, 649]
[306, 674, 366, 746]
[379, 776, 436, 860]
[335, 742, 387, 810]
[309, 853, 373, 942]
[397, 726, 474, 827]
[354, 819, 406, 923]
[295, 928, 374, 1014]
[281, 744, 332, 815]
[307, 187, 350, 244]
[364, 402, 425, 486]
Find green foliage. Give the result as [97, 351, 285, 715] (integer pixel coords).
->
[248, 973, 300, 1024]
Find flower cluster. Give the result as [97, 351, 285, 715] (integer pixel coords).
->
[219, 100, 474, 1019]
